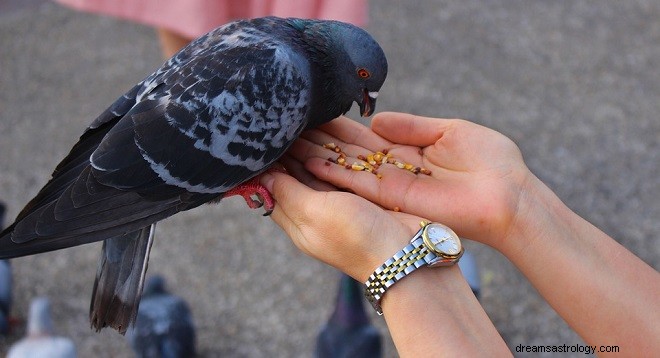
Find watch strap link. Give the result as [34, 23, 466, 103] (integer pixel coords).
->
[364, 236, 436, 315]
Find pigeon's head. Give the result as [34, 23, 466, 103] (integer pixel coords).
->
[297, 19, 388, 118]
[331, 23, 388, 117]
[28, 297, 55, 336]
[143, 275, 168, 296]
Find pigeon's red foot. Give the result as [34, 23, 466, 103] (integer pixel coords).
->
[225, 177, 275, 216]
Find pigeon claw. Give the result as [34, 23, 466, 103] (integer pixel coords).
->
[225, 178, 275, 216]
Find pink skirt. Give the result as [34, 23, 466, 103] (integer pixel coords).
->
[56, 0, 369, 38]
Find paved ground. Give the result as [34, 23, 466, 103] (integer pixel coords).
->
[0, 1, 658, 356]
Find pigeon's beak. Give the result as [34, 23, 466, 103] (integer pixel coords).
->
[359, 89, 378, 117]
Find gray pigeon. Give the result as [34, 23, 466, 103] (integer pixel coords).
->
[0, 259, 10, 335]
[315, 273, 382, 358]
[0, 202, 11, 335]
[126, 275, 196, 358]
[6, 297, 77, 358]
[0, 16, 387, 334]
[458, 250, 481, 299]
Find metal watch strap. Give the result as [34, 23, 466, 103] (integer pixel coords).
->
[364, 228, 436, 315]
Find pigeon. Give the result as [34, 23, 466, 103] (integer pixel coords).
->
[0, 17, 387, 334]
[0, 202, 11, 335]
[458, 250, 481, 299]
[315, 273, 382, 358]
[0, 259, 10, 335]
[0, 258, 10, 336]
[6, 297, 77, 358]
[126, 275, 196, 358]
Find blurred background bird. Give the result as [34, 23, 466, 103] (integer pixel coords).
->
[315, 273, 382, 358]
[0, 202, 12, 336]
[0, 258, 10, 336]
[459, 250, 481, 299]
[6, 297, 76, 358]
[314, 252, 480, 358]
[126, 275, 196, 358]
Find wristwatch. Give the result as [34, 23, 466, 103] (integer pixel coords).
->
[364, 221, 463, 315]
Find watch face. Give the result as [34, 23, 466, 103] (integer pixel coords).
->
[424, 223, 462, 256]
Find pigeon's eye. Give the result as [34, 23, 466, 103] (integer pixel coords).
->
[357, 68, 371, 79]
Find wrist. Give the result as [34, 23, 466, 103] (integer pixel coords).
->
[362, 223, 510, 354]
[497, 171, 572, 260]
[381, 265, 509, 355]
[364, 221, 464, 315]
[380, 265, 467, 313]
[353, 221, 419, 283]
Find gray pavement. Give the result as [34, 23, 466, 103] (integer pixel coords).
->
[0, 1, 658, 356]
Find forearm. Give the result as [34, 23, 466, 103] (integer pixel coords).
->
[499, 174, 660, 354]
[380, 266, 510, 357]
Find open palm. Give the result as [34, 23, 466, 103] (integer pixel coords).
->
[285, 112, 534, 249]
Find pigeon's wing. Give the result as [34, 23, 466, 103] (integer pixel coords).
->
[0, 22, 311, 258]
[0, 85, 164, 258]
[13, 84, 141, 223]
[90, 224, 154, 334]
[91, 23, 313, 197]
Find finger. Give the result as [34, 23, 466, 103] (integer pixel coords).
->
[293, 133, 429, 180]
[305, 156, 442, 214]
[259, 172, 309, 249]
[372, 112, 459, 147]
[317, 116, 393, 151]
[259, 171, 323, 254]
[300, 128, 381, 160]
[260, 170, 398, 278]
[290, 136, 343, 162]
[374, 112, 498, 171]
[306, 157, 480, 240]
[278, 154, 336, 192]
[260, 170, 319, 217]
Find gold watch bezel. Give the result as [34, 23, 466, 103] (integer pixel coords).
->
[420, 221, 464, 267]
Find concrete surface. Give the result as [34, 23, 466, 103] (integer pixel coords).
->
[0, 0, 658, 356]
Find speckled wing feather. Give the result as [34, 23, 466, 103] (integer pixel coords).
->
[0, 19, 312, 258]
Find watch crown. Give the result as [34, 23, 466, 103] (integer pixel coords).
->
[419, 220, 430, 228]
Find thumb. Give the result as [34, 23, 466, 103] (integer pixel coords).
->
[372, 112, 456, 147]
[259, 171, 319, 217]
[259, 170, 335, 235]
[258, 171, 321, 256]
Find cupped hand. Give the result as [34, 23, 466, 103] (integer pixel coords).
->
[285, 112, 534, 249]
[259, 168, 426, 282]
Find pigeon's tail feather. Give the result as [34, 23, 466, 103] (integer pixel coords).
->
[90, 225, 155, 335]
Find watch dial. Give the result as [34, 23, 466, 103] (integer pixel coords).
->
[426, 224, 461, 255]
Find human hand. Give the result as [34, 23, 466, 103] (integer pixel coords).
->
[271, 112, 660, 356]
[259, 168, 427, 282]
[259, 161, 511, 355]
[285, 112, 535, 249]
